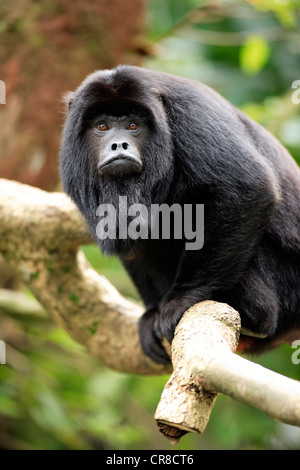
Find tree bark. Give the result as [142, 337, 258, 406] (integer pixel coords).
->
[155, 302, 300, 443]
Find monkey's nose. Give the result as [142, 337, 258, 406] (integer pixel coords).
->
[111, 142, 129, 151]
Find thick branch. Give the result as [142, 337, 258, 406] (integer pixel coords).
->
[156, 301, 300, 442]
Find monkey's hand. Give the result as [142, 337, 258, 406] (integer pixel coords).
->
[138, 307, 171, 364]
[158, 293, 193, 344]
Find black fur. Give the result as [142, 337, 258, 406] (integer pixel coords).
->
[60, 65, 300, 364]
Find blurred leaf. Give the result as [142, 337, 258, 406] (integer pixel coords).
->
[240, 35, 270, 75]
[248, 0, 298, 27]
[30, 389, 70, 431]
[0, 394, 20, 418]
[87, 369, 130, 402]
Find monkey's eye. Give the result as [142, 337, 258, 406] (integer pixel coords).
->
[128, 122, 139, 131]
[96, 123, 109, 131]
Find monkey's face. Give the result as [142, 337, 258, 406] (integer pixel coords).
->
[88, 114, 148, 179]
[59, 67, 175, 254]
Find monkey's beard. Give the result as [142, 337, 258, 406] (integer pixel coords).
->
[82, 171, 172, 256]
[96, 177, 151, 255]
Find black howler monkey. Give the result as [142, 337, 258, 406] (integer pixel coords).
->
[60, 66, 300, 364]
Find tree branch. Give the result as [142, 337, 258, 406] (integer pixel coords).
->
[0, 178, 168, 375]
[1, 178, 300, 442]
[155, 302, 300, 443]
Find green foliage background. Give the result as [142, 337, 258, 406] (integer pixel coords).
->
[1, 0, 300, 450]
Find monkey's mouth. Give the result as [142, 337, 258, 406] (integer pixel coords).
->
[99, 154, 142, 178]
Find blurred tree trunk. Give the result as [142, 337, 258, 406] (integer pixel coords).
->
[0, 0, 147, 191]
